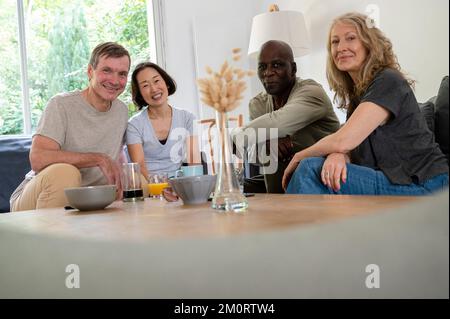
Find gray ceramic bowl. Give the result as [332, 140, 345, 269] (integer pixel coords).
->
[169, 175, 216, 205]
[64, 185, 116, 211]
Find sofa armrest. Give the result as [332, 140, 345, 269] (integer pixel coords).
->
[0, 136, 32, 212]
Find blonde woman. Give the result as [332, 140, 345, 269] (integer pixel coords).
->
[282, 12, 448, 195]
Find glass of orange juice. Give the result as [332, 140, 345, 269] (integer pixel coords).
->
[148, 173, 169, 199]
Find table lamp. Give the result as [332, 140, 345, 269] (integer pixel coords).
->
[248, 4, 311, 58]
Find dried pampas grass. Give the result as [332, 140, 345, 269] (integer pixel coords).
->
[197, 48, 255, 113]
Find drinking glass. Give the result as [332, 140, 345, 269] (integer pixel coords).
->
[122, 163, 144, 202]
[148, 173, 169, 199]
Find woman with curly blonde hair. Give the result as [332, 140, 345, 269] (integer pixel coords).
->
[282, 12, 448, 195]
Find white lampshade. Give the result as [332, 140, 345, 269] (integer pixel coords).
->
[248, 10, 310, 59]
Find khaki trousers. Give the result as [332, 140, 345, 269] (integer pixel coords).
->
[11, 163, 82, 212]
[11, 164, 150, 212]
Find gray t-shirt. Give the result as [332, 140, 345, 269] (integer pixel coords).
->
[126, 106, 195, 175]
[33, 91, 129, 186]
[350, 68, 448, 184]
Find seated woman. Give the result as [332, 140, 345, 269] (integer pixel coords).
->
[126, 62, 199, 184]
[282, 12, 448, 195]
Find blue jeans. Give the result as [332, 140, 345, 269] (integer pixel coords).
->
[286, 157, 449, 195]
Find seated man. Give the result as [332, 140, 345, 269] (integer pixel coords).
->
[10, 42, 131, 211]
[233, 40, 340, 193]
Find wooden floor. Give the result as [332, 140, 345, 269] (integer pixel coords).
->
[0, 194, 421, 241]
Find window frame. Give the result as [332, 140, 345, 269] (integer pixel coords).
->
[148, 0, 167, 70]
[16, 0, 31, 135]
[9, 0, 165, 137]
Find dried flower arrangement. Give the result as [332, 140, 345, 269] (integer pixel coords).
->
[197, 48, 255, 113]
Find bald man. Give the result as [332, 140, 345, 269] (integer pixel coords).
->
[235, 40, 340, 193]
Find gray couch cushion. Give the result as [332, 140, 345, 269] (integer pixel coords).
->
[0, 136, 31, 212]
[434, 76, 449, 159]
[418, 100, 435, 133]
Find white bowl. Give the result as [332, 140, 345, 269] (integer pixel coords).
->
[64, 185, 116, 211]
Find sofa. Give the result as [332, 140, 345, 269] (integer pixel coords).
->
[0, 76, 448, 213]
[421, 76, 449, 158]
[0, 136, 32, 212]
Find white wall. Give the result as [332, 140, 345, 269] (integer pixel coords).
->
[163, 0, 262, 122]
[260, 0, 449, 122]
[162, 0, 449, 125]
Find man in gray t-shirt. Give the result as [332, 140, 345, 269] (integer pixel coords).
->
[10, 42, 131, 211]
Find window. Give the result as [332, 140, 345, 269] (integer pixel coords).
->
[0, 0, 162, 136]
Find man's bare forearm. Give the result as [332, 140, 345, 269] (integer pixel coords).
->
[30, 148, 109, 173]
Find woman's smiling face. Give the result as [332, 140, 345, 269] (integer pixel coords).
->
[136, 67, 169, 107]
[330, 22, 368, 79]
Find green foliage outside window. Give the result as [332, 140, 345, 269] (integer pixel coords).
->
[0, 0, 150, 135]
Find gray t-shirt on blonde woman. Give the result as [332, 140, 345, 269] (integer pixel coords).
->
[126, 106, 195, 175]
[32, 91, 128, 186]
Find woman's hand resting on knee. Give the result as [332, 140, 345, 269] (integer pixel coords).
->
[321, 153, 349, 192]
[282, 152, 350, 192]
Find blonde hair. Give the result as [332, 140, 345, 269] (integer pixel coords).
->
[326, 12, 414, 111]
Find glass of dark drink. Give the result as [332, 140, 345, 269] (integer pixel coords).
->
[122, 163, 144, 202]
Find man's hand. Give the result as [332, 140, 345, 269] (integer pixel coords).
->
[97, 154, 123, 200]
[321, 153, 349, 192]
[266, 136, 294, 162]
[282, 152, 302, 191]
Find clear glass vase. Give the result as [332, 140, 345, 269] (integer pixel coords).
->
[211, 111, 248, 212]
